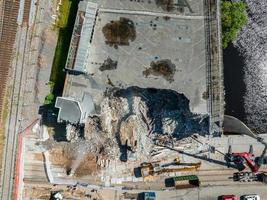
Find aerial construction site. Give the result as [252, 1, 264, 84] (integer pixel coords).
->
[2, 0, 267, 199]
[49, 0, 222, 184]
[13, 0, 217, 182]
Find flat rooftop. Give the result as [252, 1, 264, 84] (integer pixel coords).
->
[55, 97, 81, 123]
[62, 0, 208, 120]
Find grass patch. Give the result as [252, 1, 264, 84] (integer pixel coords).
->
[44, 81, 55, 105]
[56, 0, 72, 28]
[49, 0, 79, 99]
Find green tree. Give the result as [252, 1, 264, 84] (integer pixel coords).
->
[221, 1, 247, 48]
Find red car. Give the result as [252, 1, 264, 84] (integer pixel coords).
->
[219, 195, 237, 200]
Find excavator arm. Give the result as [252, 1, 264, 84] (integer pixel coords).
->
[157, 163, 201, 175]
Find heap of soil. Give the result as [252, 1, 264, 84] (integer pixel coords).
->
[99, 57, 118, 71]
[143, 59, 176, 82]
[102, 18, 136, 48]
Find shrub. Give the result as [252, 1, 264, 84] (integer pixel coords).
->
[221, 1, 247, 48]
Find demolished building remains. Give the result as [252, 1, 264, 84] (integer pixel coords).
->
[50, 0, 223, 180]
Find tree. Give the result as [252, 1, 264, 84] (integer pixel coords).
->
[221, 1, 248, 48]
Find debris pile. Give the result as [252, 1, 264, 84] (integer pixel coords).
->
[155, 0, 191, 13]
[143, 59, 176, 82]
[99, 57, 118, 71]
[84, 87, 209, 161]
[155, 0, 175, 11]
[66, 124, 80, 142]
[102, 17, 136, 48]
[45, 87, 208, 177]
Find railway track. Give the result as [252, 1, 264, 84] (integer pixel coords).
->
[0, 0, 32, 199]
[0, 0, 20, 120]
[0, 27, 29, 200]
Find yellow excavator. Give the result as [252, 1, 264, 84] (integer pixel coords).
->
[140, 157, 201, 179]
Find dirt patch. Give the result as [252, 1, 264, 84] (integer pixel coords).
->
[163, 16, 171, 21]
[202, 91, 209, 100]
[34, 153, 44, 161]
[99, 57, 118, 71]
[42, 28, 57, 46]
[102, 18, 136, 48]
[49, 146, 99, 177]
[155, 0, 175, 11]
[143, 59, 176, 82]
[74, 154, 99, 177]
[49, 147, 73, 170]
[24, 186, 101, 200]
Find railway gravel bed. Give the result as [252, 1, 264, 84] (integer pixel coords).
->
[0, 0, 20, 120]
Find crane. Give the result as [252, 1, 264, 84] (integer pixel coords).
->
[225, 131, 267, 174]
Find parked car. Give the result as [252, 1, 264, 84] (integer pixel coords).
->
[240, 194, 260, 200]
[218, 195, 237, 200]
[138, 192, 156, 200]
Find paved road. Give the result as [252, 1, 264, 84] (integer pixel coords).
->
[22, 182, 267, 200]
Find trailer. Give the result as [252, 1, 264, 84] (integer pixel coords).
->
[168, 175, 200, 189]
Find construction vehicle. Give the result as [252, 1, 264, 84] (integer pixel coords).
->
[225, 139, 267, 174]
[141, 192, 156, 200]
[233, 172, 258, 182]
[224, 129, 267, 183]
[140, 157, 201, 179]
[168, 175, 200, 189]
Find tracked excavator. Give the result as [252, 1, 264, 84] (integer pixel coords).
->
[140, 157, 201, 179]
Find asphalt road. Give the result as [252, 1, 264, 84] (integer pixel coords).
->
[22, 182, 267, 200]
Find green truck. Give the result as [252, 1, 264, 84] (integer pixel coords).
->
[168, 175, 200, 189]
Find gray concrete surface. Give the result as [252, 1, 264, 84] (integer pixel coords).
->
[55, 97, 81, 123]
[64, 0, 208, 115]
[95, 0, 204, 16]
[22, 181, 267, 200]
[20, 0, 58, 127]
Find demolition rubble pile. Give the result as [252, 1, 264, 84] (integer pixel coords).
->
[234, 0, 267, 132]
[85, 87, 209, 158]
[45, 87, 209, 177]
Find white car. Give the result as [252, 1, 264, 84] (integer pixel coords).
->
[241, 194, 260, 200]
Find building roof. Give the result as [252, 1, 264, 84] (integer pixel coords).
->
[55, 97, 82, 124]
[66, 1, 97, 73]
